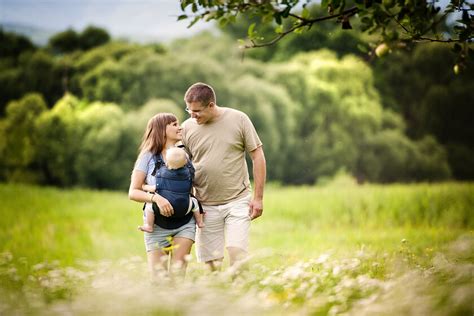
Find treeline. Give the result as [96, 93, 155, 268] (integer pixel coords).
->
[0, 19, 472, 190]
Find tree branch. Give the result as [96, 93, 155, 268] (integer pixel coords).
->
[413, 36, 473, 43]
[244, 6, 359, 49]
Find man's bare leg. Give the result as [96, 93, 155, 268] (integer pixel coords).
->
[205, 258, 224, 271]
[227, 247, 247, 266]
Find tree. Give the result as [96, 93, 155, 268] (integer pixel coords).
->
[79, 26, 110, 50]
[0, 28, 36, 62]
[74, 102, 129, 189]
[0, 93, 47, 182]
[48, 29, 80, 54]
[48, 26, 110, 54]
[372, 43, 474, 178]
[179, 0, 473, 69]
[34, 94, 80, 186]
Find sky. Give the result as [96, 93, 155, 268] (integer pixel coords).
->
[0, 0, 213, 42]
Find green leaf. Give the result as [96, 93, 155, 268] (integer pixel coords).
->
[177, 14, 188, 21]
[248, 23, 256, 37]
[357, 43, 370, 53]
[219, 17, 229, 27]
[228, 15, 236, 24]
[187, 16, 200, 28]
[281, 6, 292, 18]
[180, 0, 191, 11]
[274, 12, 283, 25]
[302, 7, 310, 19]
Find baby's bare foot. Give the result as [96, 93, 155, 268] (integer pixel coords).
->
[138, 225, 154, 233]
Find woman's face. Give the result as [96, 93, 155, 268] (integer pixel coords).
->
[165, 120, 182, 143]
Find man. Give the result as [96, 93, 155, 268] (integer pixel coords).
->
[181, 82, 266, 269]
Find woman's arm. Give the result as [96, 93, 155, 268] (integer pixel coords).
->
[142, 184, 156, 193]
[128, 170, 174, 216]
[129, 170, 154, 203]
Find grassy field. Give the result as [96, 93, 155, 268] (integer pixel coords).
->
[0, 182, 473, 315]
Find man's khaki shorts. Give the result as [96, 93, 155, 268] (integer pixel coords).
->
[195, 194, 251, 262]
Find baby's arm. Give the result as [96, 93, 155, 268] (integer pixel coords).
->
[142, 184, 156, 193]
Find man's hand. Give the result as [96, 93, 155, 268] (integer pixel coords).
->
[249, 199, 263, 220]
[155, 195, 174, 217]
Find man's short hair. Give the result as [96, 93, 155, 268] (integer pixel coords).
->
[184, 82, 216, 105]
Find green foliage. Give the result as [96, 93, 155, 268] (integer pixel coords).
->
[0, 28, 471, 186]
[357, 131, 451, 183]
[34, 94, 81, 186]
[74, 102, 129, 189]
[48, 26, 110, 54]
[0, 67, 24, 116]
[373, 43, 474, 179]
[266, 50, 384, 183]
[0, 28, 36, 61]
[445, 143, 474, 180]
[48, 28, 80, 54]
[78, 26, 110, 50]
[20, 50, 65, 105]
[219, 5, 367, 62]
[0, 94, 47, 182]
[180, 0, 472, 68]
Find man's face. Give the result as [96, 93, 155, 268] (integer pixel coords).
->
[185, 101, 213, 125]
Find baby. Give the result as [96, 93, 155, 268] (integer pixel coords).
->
[139, 147, 204, 232]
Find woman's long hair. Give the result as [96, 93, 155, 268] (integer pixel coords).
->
[138, 113, 177, 156]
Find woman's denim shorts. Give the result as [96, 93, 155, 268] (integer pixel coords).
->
[143, 216, 196, 252]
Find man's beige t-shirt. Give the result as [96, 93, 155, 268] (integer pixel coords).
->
[182, 107, 262, 205]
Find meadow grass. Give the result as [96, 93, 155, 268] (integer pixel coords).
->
[0, 182, 472, 315]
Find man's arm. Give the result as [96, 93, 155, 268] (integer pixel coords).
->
[249, 146, 266, 220]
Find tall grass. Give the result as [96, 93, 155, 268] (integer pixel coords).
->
[0, 182, 473, 315]
[0, 182, 472, 265]
[253, 182, 473, 263]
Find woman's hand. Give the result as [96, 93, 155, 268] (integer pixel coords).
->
[142, 183, 156, 192]
[155, 195, 174, 217]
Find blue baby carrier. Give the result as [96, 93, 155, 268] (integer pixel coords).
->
[150, 151, 202, 229]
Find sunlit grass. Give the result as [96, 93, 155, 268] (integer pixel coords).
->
[0, 182, 473, 315]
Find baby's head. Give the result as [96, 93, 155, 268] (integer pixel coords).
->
[166, 147, 187, 170]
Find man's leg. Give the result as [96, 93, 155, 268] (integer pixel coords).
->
[225, 195, 252, 266]
[205, 258, 223, 271]
[227, 247, 247, 266]
[196, 204, 225, 268]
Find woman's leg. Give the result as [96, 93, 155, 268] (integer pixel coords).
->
[171, 237, 194, 270]
[147, 249, 167, 280]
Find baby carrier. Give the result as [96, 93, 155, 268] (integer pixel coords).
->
[150, 152, 202, 229]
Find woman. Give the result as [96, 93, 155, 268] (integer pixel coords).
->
[128, 113, 195, 277]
